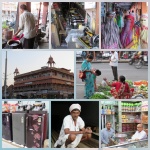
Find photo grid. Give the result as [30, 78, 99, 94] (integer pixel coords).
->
[1, 1, 149, 149]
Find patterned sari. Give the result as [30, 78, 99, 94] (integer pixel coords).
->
[110, 82, 132, 99]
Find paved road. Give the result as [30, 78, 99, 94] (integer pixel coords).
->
[76, 62, 148, 99]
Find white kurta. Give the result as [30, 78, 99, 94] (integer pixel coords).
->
[109, 51, 118, 67]
[19, 11, 36, 39]
[54, 115, 85, 148]
[131, 130, 147, 140]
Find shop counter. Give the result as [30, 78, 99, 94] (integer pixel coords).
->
[106, 139, 148, 148]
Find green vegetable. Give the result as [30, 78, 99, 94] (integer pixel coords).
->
[102, 91, 112, 97]
[139, 85, 148, 91]
[126, 80, 133, 87]
[98, 86, 111, 92]
[90, 93, 108, 99]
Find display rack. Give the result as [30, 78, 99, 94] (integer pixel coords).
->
[118, 101, 148, 138]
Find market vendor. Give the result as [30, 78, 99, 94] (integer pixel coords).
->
[14, 4, 37, 49]
[131, 124, 147, 140]
[103, 75, 132, 99]
[54, 104, 92, 148]
[101, 122, 115, 147]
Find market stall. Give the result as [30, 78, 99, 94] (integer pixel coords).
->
[90, 80, 148, 99]
[101, 101, 148, 148]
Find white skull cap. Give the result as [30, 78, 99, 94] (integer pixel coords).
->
[69, 104, 81, 112]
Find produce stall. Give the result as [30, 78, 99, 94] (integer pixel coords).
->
[101, 101, 148, 148]
[90, 80, 148, 99]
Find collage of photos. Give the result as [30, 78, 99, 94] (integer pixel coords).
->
[1, 1, 149, 149]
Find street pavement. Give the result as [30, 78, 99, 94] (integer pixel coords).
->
[76, 62, 148, 99]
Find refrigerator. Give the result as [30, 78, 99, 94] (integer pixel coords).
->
[12, 111, 27, 145]
[26, 111, 48, 148]
[2, 113, 13, 141]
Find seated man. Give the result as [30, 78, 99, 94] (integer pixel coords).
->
[54, 104, 92, 148]
[132, 124, 147, 140]
[101, 122, 115, 147]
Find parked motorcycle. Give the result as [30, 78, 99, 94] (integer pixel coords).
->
[128, 52, 139, 65]
[134, 55, 148, 69]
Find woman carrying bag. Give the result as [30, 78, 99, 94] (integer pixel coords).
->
[80, 55, 94, 99]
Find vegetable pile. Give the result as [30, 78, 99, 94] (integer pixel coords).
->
[133, 80, 148, 98]
[90, 93, 108, 99]
[90, 80, 148, 99]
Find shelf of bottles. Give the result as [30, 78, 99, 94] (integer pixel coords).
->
[101, 101, 118, 132]
[141, 101, 148, 129]
[119, 101, 148, 135]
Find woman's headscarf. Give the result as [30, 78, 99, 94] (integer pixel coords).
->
[101, 11, 122, 49]
[120, 15, 135, 48]
[140, 14, 148, 49]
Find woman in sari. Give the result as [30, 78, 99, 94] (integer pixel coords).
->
[103, 75, 132, 99]
[81, 55, 94, 99]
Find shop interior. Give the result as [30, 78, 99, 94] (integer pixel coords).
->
[51, 2, 99, 49]
[101, 101, 148, 148]
[2, 101, 49, 148]
[51, 101, 99, 148]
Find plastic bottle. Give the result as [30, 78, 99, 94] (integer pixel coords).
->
[124, 103, 126, 112]
[104, 105, 107, 115]
[121, 102, 124, 111]
[111, 105, 115, 114]
[101, 105, 103, 114]
[126, 103, 129, 112]
[102, 105, 104, 114]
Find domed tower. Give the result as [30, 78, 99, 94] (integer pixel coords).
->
[14, 68, 19, 76]
[47, 55, 55, 67]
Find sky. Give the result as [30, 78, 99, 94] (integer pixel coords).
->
[2, 51, 74, 86]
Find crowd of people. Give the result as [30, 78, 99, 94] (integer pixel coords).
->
[101, 9, 148, 49]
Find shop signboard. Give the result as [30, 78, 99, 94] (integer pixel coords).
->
[84, 2, 96, 9]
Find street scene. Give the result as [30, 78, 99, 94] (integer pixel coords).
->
[2, 2, 49, 49]
[2, 51, 74, 99]
[101, 2, 148, 49]
[76, 51, 148, 99]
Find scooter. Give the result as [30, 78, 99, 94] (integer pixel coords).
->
[128, 52, 139, 65]
[134, 55, 148, 69]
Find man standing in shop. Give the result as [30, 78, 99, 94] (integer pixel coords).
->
[109, 51, 118, 81]
[131, 124, 147, 140]
[54, 104, 92, 148]
[14, 4, 37, 49]
[101, 122, 115, 147]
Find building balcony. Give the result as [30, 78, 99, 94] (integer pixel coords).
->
[14, 76, 74, 85]
[14, 87, 74, 93]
